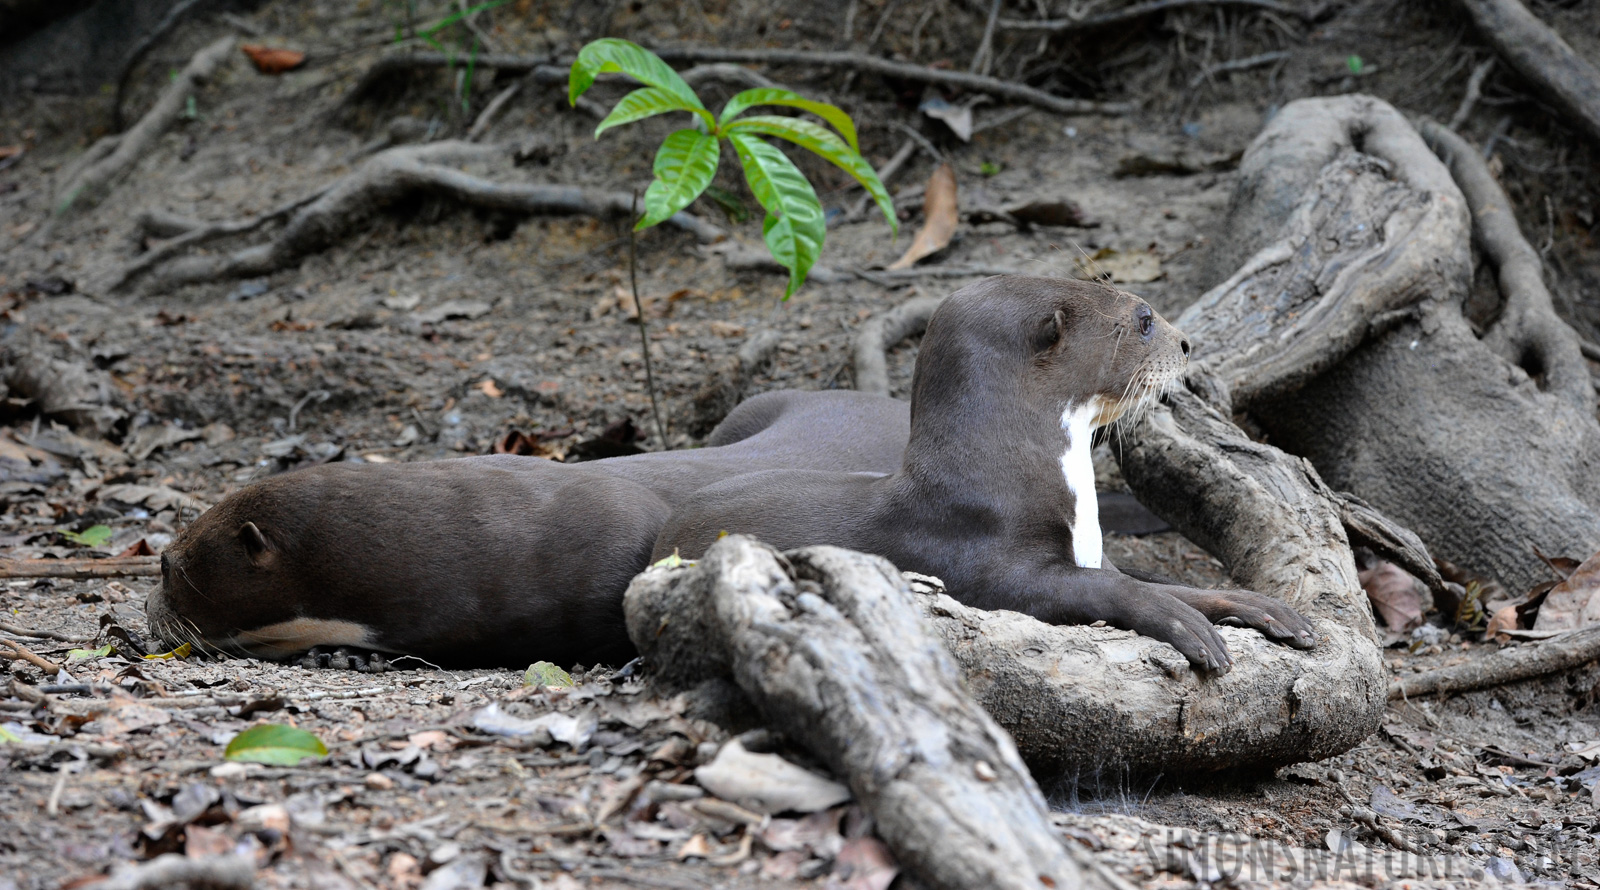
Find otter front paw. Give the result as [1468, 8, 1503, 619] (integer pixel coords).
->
[1208, 591, 1318, 649]
[297, 646, 392, 672]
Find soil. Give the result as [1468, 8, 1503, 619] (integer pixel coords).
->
[4, 1, 1600, 888]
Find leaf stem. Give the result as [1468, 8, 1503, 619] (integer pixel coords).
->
[629, 193, 669, 449]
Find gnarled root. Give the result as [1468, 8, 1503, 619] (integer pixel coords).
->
[626, 536, 1103, 890]
[118, 141, 723, 292]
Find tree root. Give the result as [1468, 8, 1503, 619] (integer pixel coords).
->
[1453, 0, 1600, 152]
[116, 141, 723, 292]
[852, 297, 943, 396]
[1391, 625, 1600, 700]
[55, 36, 235, 217]
[626, 536, 1106, 890]
[1419, 119, 1594, 411]
[1184, 94, 1600, 592]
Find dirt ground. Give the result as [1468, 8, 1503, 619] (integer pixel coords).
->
[5, 1, 1600, 888]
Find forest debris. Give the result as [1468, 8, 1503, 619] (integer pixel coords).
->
[0, 556, 160, 579]
[626, 537, 1100, 890]
[1390, 624, 1600, 699]
[54, 36, 235, 216]
[80, 853, 254, 890]
[3, 340, 129, 437]
[652, 46, 1136, 117]
[1114, 149, 1240, 177]
[97, 483, 209, 515]
[1453, 0, 1600, 152]
[1072, 247, 1162, 283]
[240, 44, 305, 74]
[683, 328, 782, 437]
[1532, 549, 1600, 632]
[830, 836, 899, 890]
[919, 96, 974, 142]
[0, 638, 63, 674]
[414, 299, 492, 325]
[694, 739, 852, 815]
[998, 0, 1310, 32]
[124, 423, 202, 461]
[887, 164, 958, 270]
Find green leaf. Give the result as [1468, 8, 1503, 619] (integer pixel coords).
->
[719, 89, 859, 151]
[638, 129, 720, 230]
[595, 87, 708, 139]
[67, 644, 113, 663]
[1346, 54, 1364, 74]
[569, 39, 712, 130]
[702, 184, 750, 224]
[725, 116, 897, 235]
[523, 661, 574, 688]
[729, 133, 826, 299]
[224, 724, 329, 766]
[0, 725, 19, 743]
[980, 160, 1001, 176]
[60, 525, 113, 548]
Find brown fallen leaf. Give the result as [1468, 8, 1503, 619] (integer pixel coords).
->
[476, 378, 503, 398]
[1534, 548, 1600, 631]
[1485, 604, 1520, 640]
[1359, 560, 1425, 631]
[887, 163, 958, 270]
[826, 836, 898, 890]
[0, 145, 23, 160]
[241, 45, 306, 75]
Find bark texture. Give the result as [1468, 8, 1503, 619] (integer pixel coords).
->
[625, 536, 1102, 890]
[1184, 94, 1600, 592]
[1454, 0, 1600, 152]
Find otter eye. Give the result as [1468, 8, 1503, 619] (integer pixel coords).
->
[1137, 307, 1154, 337]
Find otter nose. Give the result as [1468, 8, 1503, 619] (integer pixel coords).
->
[1179, 337, 1191, 358]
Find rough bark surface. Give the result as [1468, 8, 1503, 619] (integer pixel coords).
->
[625, 536, 1101, 890]
[1185, 95, 1600, 592]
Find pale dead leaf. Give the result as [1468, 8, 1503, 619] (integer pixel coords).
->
[476, 379, 503, 398]
[676, 834, 714, 860]
[1485, 605, 1520, 640]
[888, 163, 958, 270]
[827, 836, 898, 890]
[694, 739, 851, 814]
[1535, 548, 1600, 631]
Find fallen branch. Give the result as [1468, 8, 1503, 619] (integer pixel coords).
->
[853, 297, 944, 396]
[84, 854, 254, 890]
[0, 556, 161, 579]
[1187, 50, 1289, 88]
[998, 0, 1310, 33]
[0, 622, 94, 643]
[1453, 0, 1600, 151]
[1447, 58, 1495, 130]
[652, 46, 1137, 116]
[1, 639, 64, 675]
[626, 538, 1103, 890]
[126, 141, 723, 290]
[1390, 625, 1600, 699]
[56, 36, 235, 215]
[1419, 119, 1594, 411]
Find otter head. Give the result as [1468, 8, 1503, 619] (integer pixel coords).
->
[913, 275, 1191, 431]
[146, 476, 373, 660]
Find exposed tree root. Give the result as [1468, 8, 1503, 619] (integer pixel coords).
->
[117, 141, 723, 292]
[55, 36, 234, 217]
[852, 297, 943, 396]
[1454, 0, 1600, 151]
[1419, 119, 1594, 411]
[1391, 625, 1600, 700]
[626, 537, 1105, 890]
[1183, 95, 1600, 592]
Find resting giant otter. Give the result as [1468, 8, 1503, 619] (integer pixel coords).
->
[148, 276, 1313, 672]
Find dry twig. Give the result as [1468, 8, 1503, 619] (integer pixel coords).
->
[999, 0, 1310, 33]
[0, 622, 94, 643]
[1454, 0, 1600, 150]
[1390, 625, 1600, 699]
[0, 556, 161, 579]
[0, 639, 65, 675]
[1447, 58, 1495, 130]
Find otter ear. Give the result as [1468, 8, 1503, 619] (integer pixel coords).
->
[238, 522, 272, 566]
[1035, 309, 1068, 352]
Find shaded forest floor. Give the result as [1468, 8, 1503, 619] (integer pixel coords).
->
[4, 0, 1600, 887]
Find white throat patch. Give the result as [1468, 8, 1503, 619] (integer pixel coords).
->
[1059, 400, 1103, 569]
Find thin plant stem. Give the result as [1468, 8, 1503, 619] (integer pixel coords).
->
[629, 193, 669, 449]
